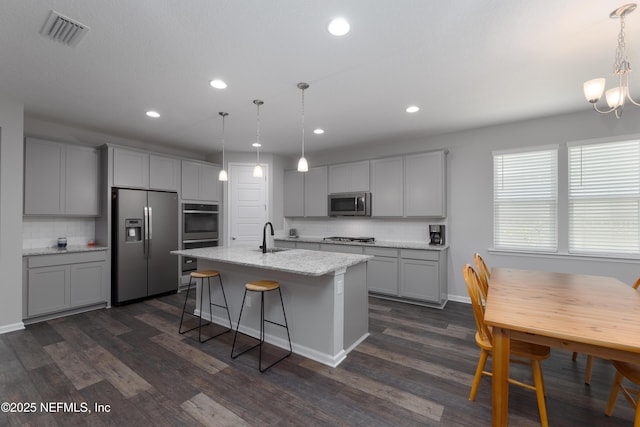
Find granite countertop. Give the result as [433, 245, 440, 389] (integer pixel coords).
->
[172, 246, 372, 277]
[274, 236, 449, 251]
[23, 245, 109, 256]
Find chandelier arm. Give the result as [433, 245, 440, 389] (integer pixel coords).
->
[626, 93, 640, 106]
[592, 103, 617, 114]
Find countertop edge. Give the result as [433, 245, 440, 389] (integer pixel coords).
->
[23, 246, 109, 256]
[274, 236, 448, 251]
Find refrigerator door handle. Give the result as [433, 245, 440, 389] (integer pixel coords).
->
[148, 207, 153, 243]
[144, 206, 149, 258]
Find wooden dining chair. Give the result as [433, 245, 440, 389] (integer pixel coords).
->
[473, 252, 490, 300]
[604, 277, 640, 424]
[463, 264, 550, 427]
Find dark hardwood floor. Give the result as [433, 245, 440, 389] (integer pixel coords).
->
[0, 293, 634, 426]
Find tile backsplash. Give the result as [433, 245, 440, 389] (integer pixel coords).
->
[283, 217, 444, 243]
[23, 217, 95, 249]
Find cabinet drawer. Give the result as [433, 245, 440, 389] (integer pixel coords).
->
[364, 247, 398, 257]
[28, 250, 107, 268]
[400, 249, 439, 261]
[320, 243, 364, 254]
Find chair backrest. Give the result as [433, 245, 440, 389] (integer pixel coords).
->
[634, 276, 640, 290]
[473, 253, 490, 300]
[463, 264, 492, 344]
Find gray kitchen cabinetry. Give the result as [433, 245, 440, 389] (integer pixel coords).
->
[399, 249, 447, 305]
[25, 250, 107, 319]
[370, 156, 404, 217]
[24, 138, 99, 216]
[274, 240, 297, 249]
[404, 151, 446, 217]
[149, 154, 179, 191]
[296, 241, 321, 250]
[283, 170, 304, 217]
[320, 243, 364, 254]
[181, 160, 221, 202]
[113, 147, 149, 189]
[304, 166, 328, 217]
[329, 160, 370, 194]
[113, 148, 180, 192]
[364, 247, 399, 295]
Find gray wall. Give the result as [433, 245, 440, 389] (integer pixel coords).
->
[286, 110, 640, 302]
[0, 100, 24, 332]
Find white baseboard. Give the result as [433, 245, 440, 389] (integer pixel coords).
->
[0, 321, 25, 334]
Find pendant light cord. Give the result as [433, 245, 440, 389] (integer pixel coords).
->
[301, 87, 305, 158]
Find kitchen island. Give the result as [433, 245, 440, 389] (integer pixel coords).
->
[171, 246, 372, 367]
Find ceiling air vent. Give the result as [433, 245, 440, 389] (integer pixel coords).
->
[40, 10, 89, 47]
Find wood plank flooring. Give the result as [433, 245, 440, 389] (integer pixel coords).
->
[0, 293, 635, 426]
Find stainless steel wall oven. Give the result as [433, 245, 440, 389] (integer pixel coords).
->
[182, 203, 219, 273]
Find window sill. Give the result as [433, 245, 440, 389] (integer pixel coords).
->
[488, 248, 640, 263]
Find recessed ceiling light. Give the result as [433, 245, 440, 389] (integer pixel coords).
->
[146, 110, 160, 118]
[210, 79, 227, 89]
[314, 128, 325, 135]
[252, 142, 261, 148]
[406, 106, 420, 113]
[328, 17, 350, 36]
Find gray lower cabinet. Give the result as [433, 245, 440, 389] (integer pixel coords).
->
[26, 251, 107, 319]
[320, 243, 364, 254]
[364, 247, 398, 295]
[399, 249, 447, 305]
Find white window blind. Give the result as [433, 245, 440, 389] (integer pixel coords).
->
[493, 148, 557, 251]
[568, 139, 640, 255]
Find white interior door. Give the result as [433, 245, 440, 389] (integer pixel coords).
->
[228, 163, 267, 247]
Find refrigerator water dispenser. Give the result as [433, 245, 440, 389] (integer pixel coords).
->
[125, 219, 142, 242]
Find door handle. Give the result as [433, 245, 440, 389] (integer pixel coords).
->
[143, 206, 149, 258]
[148, 207, 153, 242]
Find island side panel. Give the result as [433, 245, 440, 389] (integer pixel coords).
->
[343, 262, 369, 351]
[195, 259, 345, 366]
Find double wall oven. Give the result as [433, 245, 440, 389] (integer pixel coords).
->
[182, 203, 218, 273]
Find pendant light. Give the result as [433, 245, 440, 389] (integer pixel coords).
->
[297, 82, 309, 172]
[252, 99, 264, 178]
[218, 112, 229, 181]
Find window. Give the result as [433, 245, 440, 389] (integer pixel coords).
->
[568, 139, 640, 255]
[493, 148, 558, 251]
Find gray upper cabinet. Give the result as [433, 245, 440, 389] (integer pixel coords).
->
[113, 148, 149, 189]
[329, 161, 370, 193]
[113, 148, 180, 192]
[24, 138, 99, 216]
[181, 160, 221, 202]
[404, 151, 446, 217]
[149, 154, 179, 191]
[65, 145, 100, 216]
[284, 170, 304, 217]
[304, 166, 328, 217]
[371, 156, 404, 217]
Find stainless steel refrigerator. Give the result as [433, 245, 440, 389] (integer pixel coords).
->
[112, 188, 178, 305]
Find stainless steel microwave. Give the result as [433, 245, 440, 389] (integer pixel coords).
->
[328, 192, 371, 216]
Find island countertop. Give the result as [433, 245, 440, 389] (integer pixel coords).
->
[171, 246, 372, 277]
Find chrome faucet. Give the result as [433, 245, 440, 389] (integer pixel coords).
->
[261, 221, 274, 253]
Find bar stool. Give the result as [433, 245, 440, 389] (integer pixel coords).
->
[230, 280, 292, 372]
[179, 270, 232, 343]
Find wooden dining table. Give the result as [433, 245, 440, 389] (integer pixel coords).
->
[484, 267, 640, 426]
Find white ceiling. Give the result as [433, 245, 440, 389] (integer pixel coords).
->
[0, 1, 637, 157]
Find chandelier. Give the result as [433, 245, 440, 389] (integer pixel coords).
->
[584, 3, 640, 118]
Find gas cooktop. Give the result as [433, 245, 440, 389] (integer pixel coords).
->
[323, 236, 375, 243]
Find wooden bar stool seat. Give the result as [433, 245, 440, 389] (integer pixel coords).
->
[179, 269, 232, 343]
[230, 280, 292, 373]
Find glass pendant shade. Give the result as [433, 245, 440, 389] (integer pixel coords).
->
[606, 86, 624, 108]
[297, 156, 308, 172]
[218, 169, 228, 181]
[253, 164, 263, 177]
[583, 78, 606, 103]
